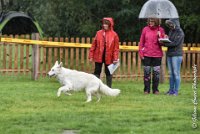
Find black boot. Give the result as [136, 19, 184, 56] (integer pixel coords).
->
[144, 66, 151, 93]
[106, 75, 112, 88]
[152, 66, 160, 94]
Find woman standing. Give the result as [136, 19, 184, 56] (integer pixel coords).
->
[89, 17, 119, 88]
[139, 18, 165, 94]
[163, 19, 184, 96]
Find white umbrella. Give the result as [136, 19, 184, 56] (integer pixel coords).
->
[139, 0, 179, 18]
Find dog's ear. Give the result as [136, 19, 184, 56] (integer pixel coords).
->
[55, 61, 59, 65]
[59, 62, 63, 68]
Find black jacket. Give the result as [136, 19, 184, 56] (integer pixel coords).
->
[164, 19, 184, 57]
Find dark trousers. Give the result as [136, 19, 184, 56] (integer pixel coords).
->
[94, 62, 112, 87]
[142, 57, 161, 93]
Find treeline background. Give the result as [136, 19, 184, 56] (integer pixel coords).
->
[1, 0, 200, 43]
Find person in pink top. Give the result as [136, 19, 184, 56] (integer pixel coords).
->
[139, 18, 165, 94]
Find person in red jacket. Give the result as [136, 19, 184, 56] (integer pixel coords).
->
[89, 17, 119, 88]
[139, 18, 165, 94]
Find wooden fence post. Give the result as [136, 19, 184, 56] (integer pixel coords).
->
[160, 52, 166, 83]
[32, 33, 40, 80]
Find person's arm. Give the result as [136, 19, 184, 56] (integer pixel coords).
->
[113, 34, 119, 64]
[89, 33, 97, 61]
[164, 32, 184, 47]
[158, 27, 165, 45]
[159, 27, 165, 38]
[139, 28, 145, 59]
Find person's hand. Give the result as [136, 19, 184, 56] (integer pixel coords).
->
[164, 34, 168, 38]
[140, 55, 144, 60]
[89, 58, 93, 62]
[113, 60, 118, 64]
[157, 31, 161, 38]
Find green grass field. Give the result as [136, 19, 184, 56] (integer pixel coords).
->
[0, 76, 199, 134]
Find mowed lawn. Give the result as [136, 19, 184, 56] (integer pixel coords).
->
[0, 76, 199, 134]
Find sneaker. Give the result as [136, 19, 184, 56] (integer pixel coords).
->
[165, 90, 174, 95]
[173, 91, 178, 96]
[169, 90, 175, 95]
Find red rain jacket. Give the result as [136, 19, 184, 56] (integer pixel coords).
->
[139, 25, 165, 58]
[89, 18, 119, 65]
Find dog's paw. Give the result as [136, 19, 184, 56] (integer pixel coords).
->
[57, 92, 61, 97]
[85, 99, 92, 103]
[64, 92, 72, 96]
[96, 99, 101, 103]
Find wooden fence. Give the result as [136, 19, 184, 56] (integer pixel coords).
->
[0, 34, 200, 81]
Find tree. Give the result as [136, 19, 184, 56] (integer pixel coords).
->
[1, 0, 200, 43]
[172, 0, 200, 43]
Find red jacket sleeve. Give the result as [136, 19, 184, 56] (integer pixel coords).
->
[113, 34, 119, 61]
[139, 28, 145, 59]
[89, 34, 97, 59]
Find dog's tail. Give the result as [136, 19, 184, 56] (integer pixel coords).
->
[99, 81, 120, 96]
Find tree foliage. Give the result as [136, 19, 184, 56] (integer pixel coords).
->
[1, 0, 200, 43]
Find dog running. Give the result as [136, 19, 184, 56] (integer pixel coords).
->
[48, 61, 120, 102]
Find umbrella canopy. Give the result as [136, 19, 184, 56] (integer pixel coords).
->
[139, 0, 179, 19]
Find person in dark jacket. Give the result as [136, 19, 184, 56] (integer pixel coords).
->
[163, 18, 184, 96]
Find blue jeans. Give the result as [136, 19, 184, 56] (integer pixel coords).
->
[167, 56, 183, 92]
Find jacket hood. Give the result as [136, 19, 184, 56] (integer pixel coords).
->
[102, 17, 114, 30]
[166, 18, 180, 29]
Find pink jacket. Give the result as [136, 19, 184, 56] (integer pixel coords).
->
[139, 26, 165, 58]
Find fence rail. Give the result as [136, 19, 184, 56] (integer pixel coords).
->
[0, 34, 200, 81]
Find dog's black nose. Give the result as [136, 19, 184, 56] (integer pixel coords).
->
[47, 73, 55, 77]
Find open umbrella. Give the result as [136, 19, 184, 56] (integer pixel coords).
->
[139, 0, 179, 18]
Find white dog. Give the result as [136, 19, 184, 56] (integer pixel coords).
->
[48, 61, 120, 102]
